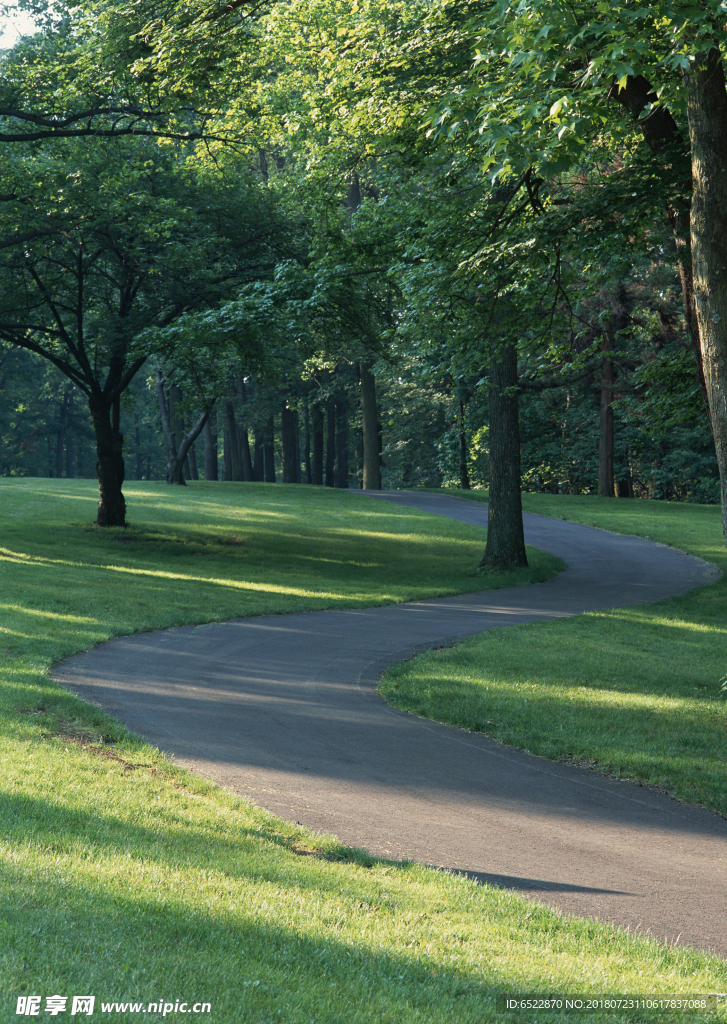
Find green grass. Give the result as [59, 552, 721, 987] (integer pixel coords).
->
[383, 489, 727, 817]
[1, 478, 726, 1023]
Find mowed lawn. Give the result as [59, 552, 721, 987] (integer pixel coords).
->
[1, 479, 726, 1024]
[383, 490, 727, 817]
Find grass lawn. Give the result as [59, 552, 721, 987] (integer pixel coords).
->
[1, 478, 726, 1023]
[383, 489, 727, 819]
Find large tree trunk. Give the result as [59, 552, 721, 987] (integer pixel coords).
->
[281, 405, 298, 483]
[90, 393, 126, 527]
[686, 48, 727, 537]
[325, 401, 336, 487]
[311, 404, 324, 485]
[480, 344, 527, 568]
[360, 363, 382, 490]
[598, 331, 615, 497]
[335, 401, 349, 488]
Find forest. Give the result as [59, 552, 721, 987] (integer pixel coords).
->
[1, 0, 725, 557]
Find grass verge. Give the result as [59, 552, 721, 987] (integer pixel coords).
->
[383, 489, 727, 817]
[1, 480, 725, 1022]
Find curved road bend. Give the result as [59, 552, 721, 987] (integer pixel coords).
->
[53, 491, 727, 956]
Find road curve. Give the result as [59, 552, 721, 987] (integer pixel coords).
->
[53, 492, 727, 956]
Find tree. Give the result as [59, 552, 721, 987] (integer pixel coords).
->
[425, 0, 727, 536]
[0, 136, 279, 523]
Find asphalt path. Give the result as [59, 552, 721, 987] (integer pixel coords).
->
[53, 492, 727, 956]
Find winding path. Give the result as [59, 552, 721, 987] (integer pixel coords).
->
[53, 492, 727, 956]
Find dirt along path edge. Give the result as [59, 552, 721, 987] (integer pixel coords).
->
[53, 491, 727, 957]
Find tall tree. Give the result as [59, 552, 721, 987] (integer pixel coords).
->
[0, 137, 278, 522]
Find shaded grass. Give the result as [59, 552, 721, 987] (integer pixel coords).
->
[383, 490, 727, 816]
[1, 479, 726, 1022]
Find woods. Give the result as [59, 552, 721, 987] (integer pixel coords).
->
[1, 0, 726, 556]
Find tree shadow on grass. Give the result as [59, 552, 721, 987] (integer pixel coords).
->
[0, 789, 719, 1024]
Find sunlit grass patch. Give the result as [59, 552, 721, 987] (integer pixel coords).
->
[386, 491, 727, 816]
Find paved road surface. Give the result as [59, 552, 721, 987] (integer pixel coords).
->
[53, 492, 727, 956]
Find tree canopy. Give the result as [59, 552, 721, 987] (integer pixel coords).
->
[1, 0, 726, 553]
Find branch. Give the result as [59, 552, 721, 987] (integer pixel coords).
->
[0, 331, 91, 395]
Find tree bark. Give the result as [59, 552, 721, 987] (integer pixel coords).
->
[253, 433, 264, 481]
[304, 403, 312, 484]
[203, 412, 219, 480]
[458, 399, 471, 490]
[598, 331, 615, 497]
[90, 392, 126, 526]
[686, 47, 727, 536]
[234, 376, 254, 480]
[264, 415, 276, 482]
[188, 443, 199, 481]
[360, 363, 382, 489]
[325, 401, 336, 487]
[223, 429, 232, 480]
[224, 401, 243, 481]
[335, 401, 349, 488]
[156, 370, 209, 484]
[480, 343, 527, 568]
[281, 405, 298, 483]
[311, 404, 324, 485]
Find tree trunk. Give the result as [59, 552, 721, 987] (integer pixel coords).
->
[188, 443, 199, 481]
[281, 405, 297, 483]
[335, 401, 349, 488]
[264, 415, 276, 482]
[224, 401, 242, 481]
[325, 401, 336, 487]
[223, 430, 232, 480]
[311, 404, 324, 485]
[239, 428, 254, 480]
[304, 403, 312, 484]
[156, 370, 209, 485]
[90, 393, 126, 527]
[360, 363, 382, 489]
[234, 377, 254, 480]
[253, 433, 264, 481]
[480, 344, 527, 568]
[294, 410, 302, 483]
[458, 399, 471, 490]
[203, 411, 218, 480]
[598, 331, 615, 497]
[686, 48, 727, 537]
